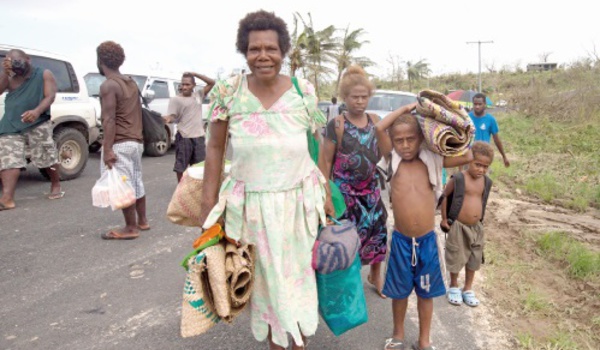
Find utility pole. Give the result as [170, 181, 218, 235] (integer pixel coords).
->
[467, 40, 493, 92]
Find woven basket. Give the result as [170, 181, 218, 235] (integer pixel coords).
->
[167, 170, 204, 227]
[180, 252, 221, 338]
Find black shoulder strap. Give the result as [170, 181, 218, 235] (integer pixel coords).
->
[447, 172, 465, 224]
[481, 175, 493, 222]
[334, 114, 345, 151]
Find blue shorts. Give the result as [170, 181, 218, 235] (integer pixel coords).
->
[382, 230, 446, 299]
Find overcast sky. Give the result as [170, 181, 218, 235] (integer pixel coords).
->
[2, 0, 598, 80]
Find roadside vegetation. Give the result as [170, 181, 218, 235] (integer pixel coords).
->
[485, 226, 600, 349]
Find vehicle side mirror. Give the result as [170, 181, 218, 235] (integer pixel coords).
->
[142, 89, 156, 104]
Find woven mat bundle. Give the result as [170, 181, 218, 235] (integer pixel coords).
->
[415, 90, 475, 157]
[180, 242, 255, 337]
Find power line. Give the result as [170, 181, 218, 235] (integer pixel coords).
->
[467, 40, 493, 92]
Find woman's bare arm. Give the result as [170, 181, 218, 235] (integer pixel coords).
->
[199, 119, 229, 227]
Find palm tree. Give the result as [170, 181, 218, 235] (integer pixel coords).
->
[295, 12, 338, 96]
[288, 15, 304, 77]
[333, 26, 375, 93]
[406, 59, 431, 91]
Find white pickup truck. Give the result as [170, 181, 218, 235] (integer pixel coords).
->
[0, 45, 100, 180]
[84, 72, 210, 157]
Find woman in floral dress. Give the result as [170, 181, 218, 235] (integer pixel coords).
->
[319, 65, 388, 298]
[198, 10, 333, 350]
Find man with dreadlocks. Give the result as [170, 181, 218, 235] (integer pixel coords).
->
[96, 41, 148, 240]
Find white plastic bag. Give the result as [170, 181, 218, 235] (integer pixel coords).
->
[107, 168, 136, 211]
[92, 171, 111, 208]
[105, 168, 136, 210]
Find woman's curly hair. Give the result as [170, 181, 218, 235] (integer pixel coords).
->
[96, 41, 125, 70]
[236, 10, 290, 56]
[338, 65, 374, 100]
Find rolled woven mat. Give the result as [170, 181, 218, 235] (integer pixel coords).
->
[224, 243, 256, 321]
[415, 89, 475, 157]
[200, 244, 231, 320]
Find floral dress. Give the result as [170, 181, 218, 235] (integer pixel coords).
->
[203, 74, 326, 348]
[325, 115, 388, 265]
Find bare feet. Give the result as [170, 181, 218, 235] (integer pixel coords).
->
[101, 227, 139, 240]
[0, 201, 16, 211]
[368, 274, 387, 299]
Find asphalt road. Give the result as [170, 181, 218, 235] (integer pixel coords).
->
[1, 149, 506, 350]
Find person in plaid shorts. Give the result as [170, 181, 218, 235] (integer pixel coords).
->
[96, 41, 148, 240]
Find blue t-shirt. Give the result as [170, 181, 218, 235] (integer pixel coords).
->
[469, 112, 498, 143]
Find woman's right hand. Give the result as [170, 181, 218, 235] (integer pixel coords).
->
[324, 195, 335, 224]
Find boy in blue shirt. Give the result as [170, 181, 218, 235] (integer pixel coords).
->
[469, 93, 510, 167]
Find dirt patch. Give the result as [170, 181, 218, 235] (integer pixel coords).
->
[481, 189, 600, 349]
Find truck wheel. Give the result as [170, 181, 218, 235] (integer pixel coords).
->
[40, 127, 89, 181]
[144, 126, 171, 157]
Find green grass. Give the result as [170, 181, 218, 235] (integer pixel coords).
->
[493, 112, 600, 210]
[592, 316, 600, 327]
[523, 290, 551, 313]
[524, 173, 563, 203]
[545, 332, 578, 350]
[516, 332, 535, 349]
[516, 331, 579, 350]
[536, 231, 600, 279]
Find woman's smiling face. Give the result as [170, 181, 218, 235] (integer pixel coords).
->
[246, 30, 283, 81]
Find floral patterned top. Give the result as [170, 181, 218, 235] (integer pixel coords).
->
[201, 74, 327, 348]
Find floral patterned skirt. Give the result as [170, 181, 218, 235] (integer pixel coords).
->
[342, 190, 388, 265]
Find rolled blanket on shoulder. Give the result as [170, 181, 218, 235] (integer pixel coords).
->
[415, 90, 475, 157]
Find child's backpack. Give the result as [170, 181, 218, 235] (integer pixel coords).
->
[442, 171, 493, 228]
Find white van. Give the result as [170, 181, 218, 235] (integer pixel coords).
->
[0, 45, 100, 180]
[365, 89, 417, 119]
[84, 72, 210, 157]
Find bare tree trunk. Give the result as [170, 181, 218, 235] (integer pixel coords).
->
[335, 71, 342, 96]
[313, 71, 320, 97]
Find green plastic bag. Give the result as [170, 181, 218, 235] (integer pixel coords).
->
[294, 76, 346, 219]
[316, 254, 368, 336]
[307, 131, 346, 219]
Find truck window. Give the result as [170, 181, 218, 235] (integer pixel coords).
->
[149, 80, 169, 99]
[30, 56, 79, 93]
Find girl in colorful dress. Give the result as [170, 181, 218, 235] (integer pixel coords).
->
[319, 65, 388, 298]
